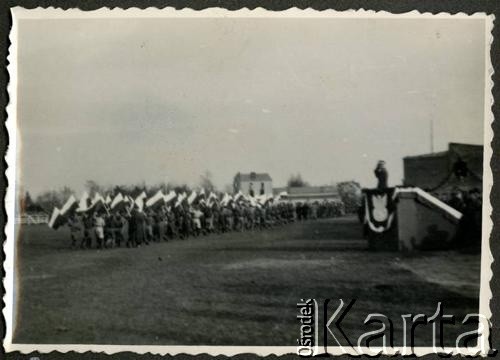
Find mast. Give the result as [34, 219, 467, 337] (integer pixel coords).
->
[430, 117, 434, 154]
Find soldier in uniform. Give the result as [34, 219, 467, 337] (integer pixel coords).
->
[145, 209, 155, 243]
[192, 205, 204, 236]
[166, 207, 178, 240]
[67, 213, 81, 248]
[213, 204, 223, 233]
[126, 209, 136, 248]
[157, 209, 167, 241]
[103, 213, 114, 248]
[234, 204, 244, 232]
[203, 203, 214, 233]
[311, 202, 318, 220]
[222, 206, 233, 232]
[82, 213, 94, 249]
[112, 213, 125, 247]
[374, 160, 388, 189]
[244, 203, 253, 230]
[94, 211, 106, 249]
[176, 206, 187, 239]
[135, 209, 147, 246]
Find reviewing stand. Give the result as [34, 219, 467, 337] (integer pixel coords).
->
[362, 187, 462, 252]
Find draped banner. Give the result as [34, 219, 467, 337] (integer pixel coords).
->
[363, 188, 397, 233]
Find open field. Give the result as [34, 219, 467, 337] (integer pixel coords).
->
[14, 216, 480, 346]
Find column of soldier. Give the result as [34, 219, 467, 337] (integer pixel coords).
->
[48, 188, 345, 249]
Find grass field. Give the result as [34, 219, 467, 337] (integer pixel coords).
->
[13, 216, 481, 346]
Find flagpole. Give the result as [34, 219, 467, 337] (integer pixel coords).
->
[429, 90, 436, 154]
[430, 117, 434, 154]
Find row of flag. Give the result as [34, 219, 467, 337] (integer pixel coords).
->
[48, 188, 288, 230]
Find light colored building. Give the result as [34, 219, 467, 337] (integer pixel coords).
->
[275, 185, 341, 203]
[233, 172, 273, 196]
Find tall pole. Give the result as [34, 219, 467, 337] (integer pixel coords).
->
[430, 117, 434, 153]
[429, 90, 436, 154]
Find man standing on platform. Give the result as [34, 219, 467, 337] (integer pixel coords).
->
[374, 160, 388, 189]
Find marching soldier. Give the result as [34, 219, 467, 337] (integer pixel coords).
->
[112, 213, 125, 247]
[67, 213, 81, 248]
[94, 211, 106, 249]
[82, 213, 94, 249]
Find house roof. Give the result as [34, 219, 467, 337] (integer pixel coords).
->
[238, 172, 272, 182]
[403, 150, 448, 160]
[403, 142, 483, 191]
[288, 186, 339, 195]
[449, 143, 483, 160]
[403, 143, 483, 160]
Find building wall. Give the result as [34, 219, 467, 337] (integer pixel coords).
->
[286, 194, 340, 204]
[239, 180, 273, 196]
[403, 143, 483, 194]
[397, 192, 458, 251]
[449, 143, 483, 179]
[403, 154, 449, 190]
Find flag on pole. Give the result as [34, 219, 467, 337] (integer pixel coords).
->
[60, 195, 78, 216]
[208, 192, 217, 201]
[124, 195, 134, 214]
[206, 192, 217, 207]
[76, 192, 91, 213]
[187, 191, 197, 205]
[234, 191, 244, 202]
[135, 192, 147, 212]
[48, 194, 79, 230]
[174, 192, 186, 208]
[146, 190, 165, 209]
[249, 196, 258, 207]
[221, 193, 233, 206]
[199, 188, 206, 199]
[111, 193, 123, 209]
[164, 190, 177, 204]
[48, 207, 66, 230]
[90, 192, 107, 213]
[110, 193, 128, 212]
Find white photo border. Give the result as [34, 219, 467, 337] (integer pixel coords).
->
[3, 6, 495, 357]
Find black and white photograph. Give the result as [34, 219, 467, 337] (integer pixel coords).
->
[3, 7, 494, 356]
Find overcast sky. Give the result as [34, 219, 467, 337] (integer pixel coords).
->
[16, 16, 486, 196]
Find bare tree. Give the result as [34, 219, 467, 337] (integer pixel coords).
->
[287, 173, 309, 187]
[337, 181, 362, 213]
[84, 180, 102, 197]
[200, 170, 216, 192]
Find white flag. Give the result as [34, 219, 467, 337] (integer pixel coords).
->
[187, 191, 197, 205]
[60, 195, 78, 216]
[146, 190, 165, 208]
